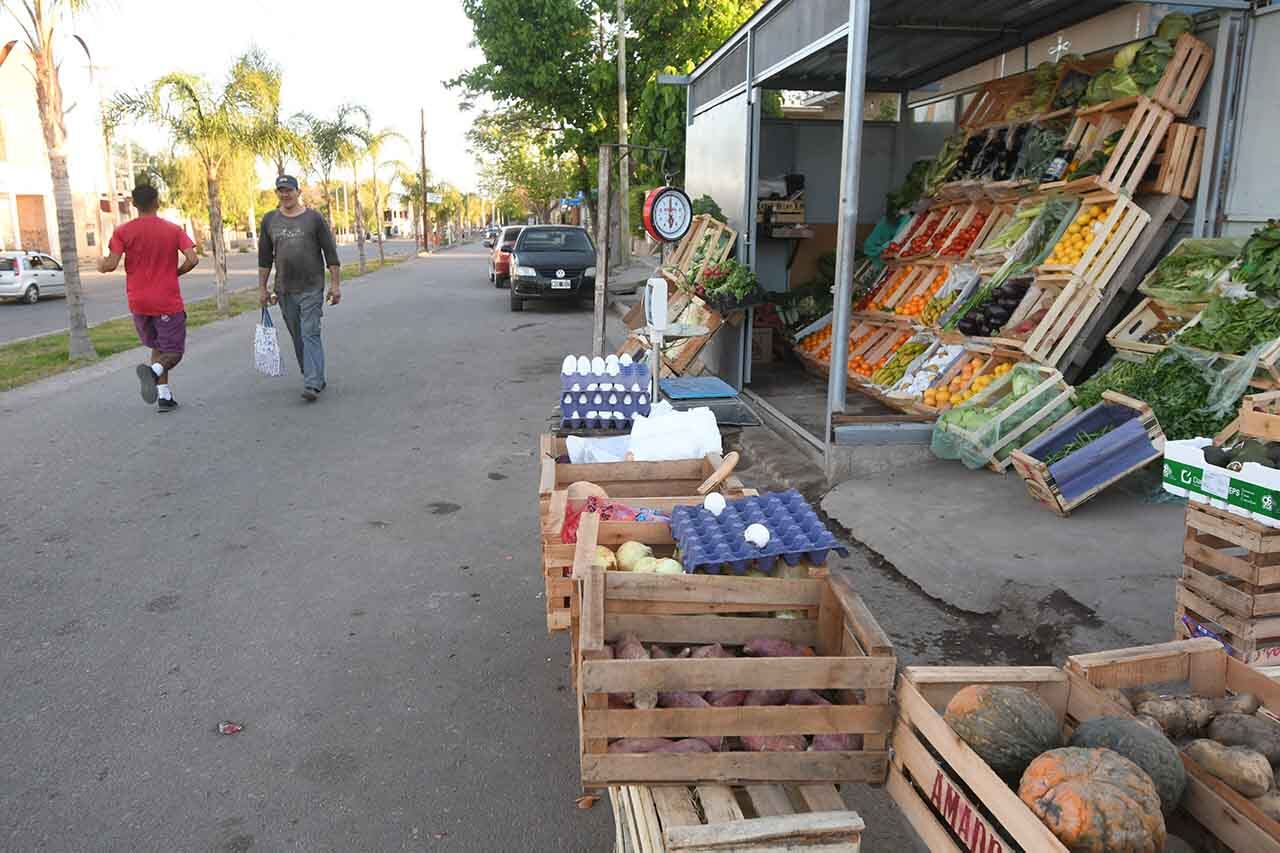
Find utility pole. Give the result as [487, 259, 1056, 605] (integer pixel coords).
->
[616, 0, 630, 266]
[592, 146, 611, 357]
[419, 108, 430, 253]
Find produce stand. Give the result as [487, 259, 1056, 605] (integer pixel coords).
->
[610, 782, 863, 852]
[1106, 297, 1205, 357]
[1066, 639, 1280, 853]
[574, 567, 895, 786]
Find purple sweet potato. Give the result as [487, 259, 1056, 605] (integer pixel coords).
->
[706, 690, 748, 707]
[690, 643, 733, 659]
[743, 689, 790, 706]
[656, 692, 723, 751]
[614, 632, 657, 710]
[608, 737, 674, 753]
[810, 733, 862, 751]
[743, 638, 807, 658]
[787, 689, 831, 706]
[742, 734, 808, 752]
[654, 739, 714, 753]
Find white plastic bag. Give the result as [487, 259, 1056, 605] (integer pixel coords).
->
[629, 401, 722, 461]
[565, 435, 632, 464]
[254, 307, 283, 377]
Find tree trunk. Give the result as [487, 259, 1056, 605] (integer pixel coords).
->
[205, 168, 230, 315]
[33, 48, 95, 360]
[321, 175, 334, 226]
[352, 163, 366, 273]
[371, 161, 385, 265]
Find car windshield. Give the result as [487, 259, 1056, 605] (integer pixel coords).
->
[518, 229, 593, 253]
[0, 258, 15, 272]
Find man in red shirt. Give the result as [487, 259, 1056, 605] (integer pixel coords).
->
[98, 184, 199, 412]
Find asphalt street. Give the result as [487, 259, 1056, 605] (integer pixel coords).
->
[0, 244, 613, 851]
[0, 238, 421, 346]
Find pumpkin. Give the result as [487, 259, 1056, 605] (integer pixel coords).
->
[1019, 747, 1166, 852]
[943, 685, 1063, 784]
[1070, 716, 1187, 815]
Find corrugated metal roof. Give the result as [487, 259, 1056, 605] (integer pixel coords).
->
[691, 0, 1137, 94]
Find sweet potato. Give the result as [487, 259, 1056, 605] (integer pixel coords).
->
[1252, 790, 1280, 822]
[742, 734, 807, 752]
[743, 638, 806, 658]
[1186, 739, 1273, 797]
[656, 691, 724, 750]
[811, 733, 862, 751]
[706, 690, 748, 707]
[1208, 713, 1280, 764]
[787, 689, 830, 706]
[608, 737, 675, 753]
[743, 690, 789, 706]
[655, 739, 714, 753]
[649, 645, 691, 660]
[690, 643, 733, 659]
[614, 632, 657, 710]
[1137, 697, 1216, 738]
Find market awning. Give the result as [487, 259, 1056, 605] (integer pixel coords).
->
[688, 0, 1243, 107]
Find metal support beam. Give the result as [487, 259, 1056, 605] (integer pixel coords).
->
[825, 0, 870, 457]
[1196, 10, 1249, 238]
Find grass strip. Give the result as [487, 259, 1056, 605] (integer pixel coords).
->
[0, 256, 404, 392]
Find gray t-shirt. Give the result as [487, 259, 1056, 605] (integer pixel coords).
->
[258, 208, 339, 293]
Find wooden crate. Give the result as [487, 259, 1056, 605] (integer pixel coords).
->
[664, 216, 737, 288]
[756, 199, 806, 225]
[1141, 123, 1206, 200]
[896, 207, 952, 261]
[937, 203, 998, 260]
[1066, 639, 1280, 852]
[1010, 391, 1165, 516]
[610, 783, 863, 852]
[889, 664, 1138, 853]
[1106, 297, 1204, 357]
[539, 435, 743, 509]
[1238, 391, 1280, 442]
[913, 346, 1023, 416]
[960, 76, 1034, 129]
[1041, 97, 1173, 197]
[575, 568, 895, 787]
[1036, 194, 1151, 293]
[1152, 33, 1215, 118]
[1022, 276, 1103, 368]
[1179, 504, 1280, 664]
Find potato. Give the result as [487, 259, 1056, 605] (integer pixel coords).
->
[1208, 713, 1280, 764]
[1138, 697, 1216, 738]
[1252, 790, 1280, 823]
[1186, 739, 1273, 797]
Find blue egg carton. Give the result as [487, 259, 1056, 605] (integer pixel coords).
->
[560, 363, 651, 394]
[558, 362, 651, 431]
[669, 489, 848, 575]
[560, 412, 641, 431]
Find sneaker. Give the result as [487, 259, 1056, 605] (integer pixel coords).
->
[301, 387, 319, 401]
[136, 364, 158, 404]
[157, 397, 179, 413]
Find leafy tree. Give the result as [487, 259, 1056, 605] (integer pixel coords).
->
[360, 126, 405, 263]
[307, 105, 369, 234]
[114, 50, 281, 314]
[0, 0, 97, 357]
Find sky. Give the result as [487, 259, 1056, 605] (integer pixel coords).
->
[74, 0, 487, 192]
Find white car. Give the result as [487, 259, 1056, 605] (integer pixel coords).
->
[0, 251, 67, 304]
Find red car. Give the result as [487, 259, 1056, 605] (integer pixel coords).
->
[488, 226, 523, 289]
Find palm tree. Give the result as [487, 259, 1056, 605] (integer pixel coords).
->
[114, 50, 278, 315]
[1, 0, 96, 359]
[309, 105, 368, 237]
[361, 127, 406, 264]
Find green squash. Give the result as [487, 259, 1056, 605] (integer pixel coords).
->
[943, 685, 1063, 784]
[1070, 715, 1187, 815]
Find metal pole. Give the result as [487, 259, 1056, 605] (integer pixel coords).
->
[419, 108, 430, 253]
[593, 146, 612, 357]
[825, 0, 871, 453]
[617, 0, 631, 266]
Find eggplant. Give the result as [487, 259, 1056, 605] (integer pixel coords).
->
[957, 318, 979, 335]
[986, 305, 1012, 326]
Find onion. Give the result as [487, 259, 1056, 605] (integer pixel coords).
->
[616, 541, 655, 572]
[595, 546, 617, 571]
[651, 558, 684, 575]
[632, 556, 660, 574]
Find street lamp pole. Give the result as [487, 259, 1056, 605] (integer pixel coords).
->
[419, 108, 430, 253]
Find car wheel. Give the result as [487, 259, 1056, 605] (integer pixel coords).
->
[23, 285, 39, 305]
[509, 288, 524, 312]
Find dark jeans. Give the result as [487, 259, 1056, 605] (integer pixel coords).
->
[278, 289, 325, 390]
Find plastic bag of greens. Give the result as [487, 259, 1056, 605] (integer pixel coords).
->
[931, 364, 1074, 469]
[1138, 242, 1238, 303]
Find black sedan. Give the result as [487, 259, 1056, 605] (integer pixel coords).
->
[507, 226, 596, 312]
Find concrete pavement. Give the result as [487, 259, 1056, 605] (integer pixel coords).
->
[0, 239, 420, 346]
[0, 245, 612, 850]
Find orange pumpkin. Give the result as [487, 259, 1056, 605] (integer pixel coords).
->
[1019, 747, 1165, 852]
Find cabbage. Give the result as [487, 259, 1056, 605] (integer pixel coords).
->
[595, 546, 617, 571]
[616, 541, 654, 572]
[651, 558, 684, 575]
[632, 556, 660, 574]
[1157, 12, 1193, 42]
[1133, 39, 1174, 89]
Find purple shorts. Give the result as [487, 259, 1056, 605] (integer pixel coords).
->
[133, 312, 187, 355]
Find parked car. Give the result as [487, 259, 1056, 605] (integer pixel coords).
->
[507, 225, 596, 312]
[482, 226, 499, 248]
[0, 251, 67, 304]
[488, 225, 524, 289]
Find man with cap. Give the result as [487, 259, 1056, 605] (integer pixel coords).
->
[258, 174, 342, 401]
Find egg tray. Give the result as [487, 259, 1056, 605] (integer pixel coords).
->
[560, 411, 646, 431]
[669, 489, 848, 575]
[560, 362, 651, 393]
